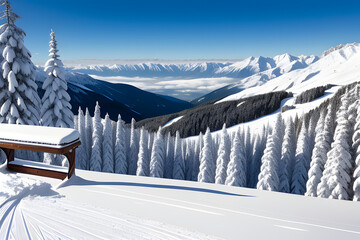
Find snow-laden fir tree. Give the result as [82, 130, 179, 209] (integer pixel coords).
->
[41, 30, 73, 128]
[102, 114, 114, 173]
[323, 92, 354, 200]
[279, 118, 296, 193]
[291, 121, 311, 195]
[84, 108, 92, 170]
[90, 102, 102, 172]
[244, 126, 253, 186]
[352, 100, 360, 201]
[136, 127, 150, 176]
[0, 0, 40, 125]
[114, 114, 127, 174]
[164, 132, 174, 178]
[215, 124, 231, 185]
[257, 114, 283, 191]
[150, 128, 165, 178]
[127, 118, 139, 175]
[185, 141, 194, 180]
[316, 102, 337, 197]
[173, 131, 185, 180]
[192, 132, 203, 181]
[249, 125, 268, 188]
[198, 128, 216, 183]
[76, 107, 87, 169]
[225, 130, 247, 187]
[305, 110, 327, 197]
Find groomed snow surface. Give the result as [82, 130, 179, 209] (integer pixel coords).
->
[1, 164, 360, 240]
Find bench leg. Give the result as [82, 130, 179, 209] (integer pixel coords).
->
[0, 147, 14, 165]
[64, 149, 76, 179]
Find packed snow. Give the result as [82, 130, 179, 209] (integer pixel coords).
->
[1, 164, 360, 239]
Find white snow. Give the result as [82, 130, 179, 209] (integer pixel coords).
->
[1, 164, 360, 239]
[218, 43, 360, 103]
[0, 124, 79, 147]
[163, 116, 183, 128]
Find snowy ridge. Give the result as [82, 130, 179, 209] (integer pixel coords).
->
[65, 53, 316, 80]
[219, 43, 360, 103]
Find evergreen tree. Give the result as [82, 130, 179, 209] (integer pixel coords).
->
[114, 114, 127, 174]
[215, 124, 231, 185]
[257, 114, 283, 191]
[150, 128, 165, 178]
[84, 107, 92, 170]
[317, 102, 337, 197]
[325, 92, 354, 200]
[225, 130, 247, 187]
[0, 0, 40, 125]
[127, 118, 138, 175]
[76, 107, 87, 169]
[198, 128, 216, 183]
[305, 110, 327, 197]
[279, 118, 296, 193]
[136, 127, 150, 176]
[90, 102, 102, 172]
[249, 125, 268, 188]
[184, 141, 194, 180]
[244, 126, 253, 186]
[164, 132, 174, 178]
[291, 121, 311, 195]
[173, 131, 185, 180]
[352, 100, 360, 201]
[102, 114, 114, 173]
[192, 132, 203, 181]
[40, 30, 73, 128]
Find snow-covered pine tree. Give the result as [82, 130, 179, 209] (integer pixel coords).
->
[244, 126, 253, 186]
[102, 114, 114, 173]
[324, 92, 354, 200]
[0, 0, 40, 125]
[127, 118, 139, 175]
[305, 109, 327, 197]
[184, 141, 194, 180]
[164, 132, 174, 178]
[41, 30, 73, 128]
[279, 118, 296, 193]
[192, 132, 203, 181]
[352, 99, 360, 201]
[225, 130, 247, 187]
[150, 128, 165, 178]
[90, 102, 102, 172]
[173, 131, 185, 180]
[84, 108, 92, 170]
[291, 121, 312, 195]
[76, 107, 87, 169]
[198, 128, 216, 183]
[136, 127, 150, 176]
[215, 124, 231, 185]
[249, 125, 268, 188]
[114, 114, 127, 174]
[257, 114, 283, 191]
[317, 102, 337, 197]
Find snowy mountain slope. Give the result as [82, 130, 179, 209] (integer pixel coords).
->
[219, 43, 360, 103]
[35, 70, 193, 122]
[1, 165, 360, 240]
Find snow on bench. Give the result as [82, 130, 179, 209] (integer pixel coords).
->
[0, 124, 81, 180]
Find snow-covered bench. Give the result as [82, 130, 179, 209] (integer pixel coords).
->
[0, 124, 81, 180]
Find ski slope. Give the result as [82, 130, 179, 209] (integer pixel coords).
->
[1, 164, 360, 239]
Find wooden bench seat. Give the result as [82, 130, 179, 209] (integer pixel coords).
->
[0, 124, 81, 180]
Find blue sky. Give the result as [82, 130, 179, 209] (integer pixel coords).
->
[9, 0, 360, 64]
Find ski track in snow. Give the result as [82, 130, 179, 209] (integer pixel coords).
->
[0, 172, 216, 240]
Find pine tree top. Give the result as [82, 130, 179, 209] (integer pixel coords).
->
[1, 0, 19, 25]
